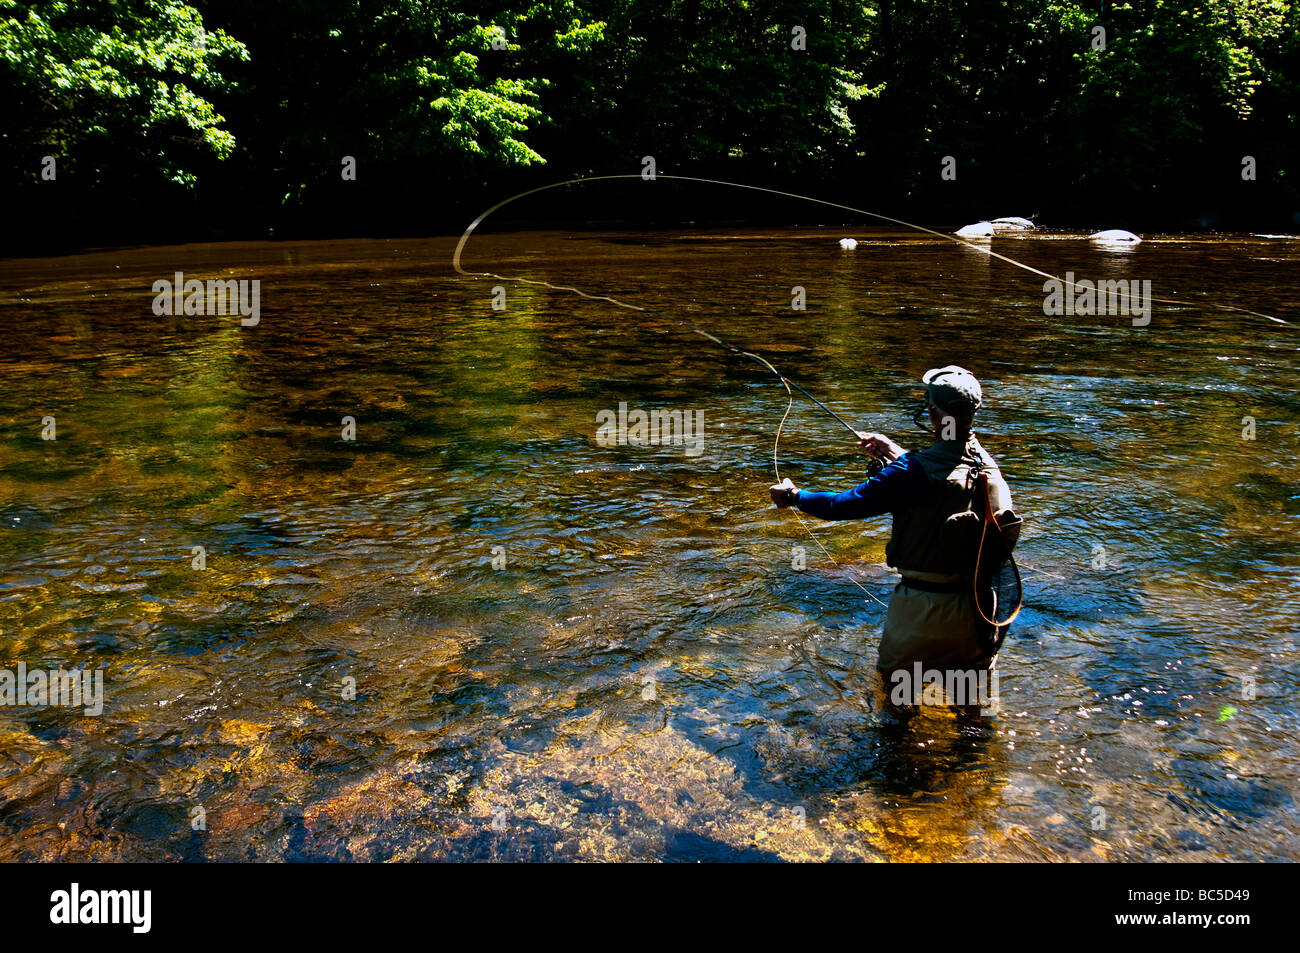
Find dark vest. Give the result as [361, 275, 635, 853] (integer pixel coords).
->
[885, 434, 1010, 581]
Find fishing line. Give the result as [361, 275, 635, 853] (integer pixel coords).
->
[451, 173, 1285, 611]
[454, 173, 1287, 325]
[454, 178, 901, 609]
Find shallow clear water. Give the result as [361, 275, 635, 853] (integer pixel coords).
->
[0, 226, 1297, 861]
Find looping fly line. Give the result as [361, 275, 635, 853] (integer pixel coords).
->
[451, 173, 1286, 609]
[453, 173, 1286, 325]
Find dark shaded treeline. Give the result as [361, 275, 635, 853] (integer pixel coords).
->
[3, 0, 1298, 256]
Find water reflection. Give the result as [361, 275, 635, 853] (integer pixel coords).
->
[0, 230, 1296, 861]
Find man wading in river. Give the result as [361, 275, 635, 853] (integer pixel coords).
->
[769, 366, 1021, 711]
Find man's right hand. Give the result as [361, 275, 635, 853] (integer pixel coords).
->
[769, 478, 799, 508]
[856, 431, 905, 462]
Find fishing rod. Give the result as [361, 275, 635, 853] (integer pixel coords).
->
[631, 301, 890, 486]
[449, 176, 910, 472]
[645, 309, 861, 436]
[451, 249, 859, 437]
[453, 176, 904, 608]
[474, 256, 885, 487]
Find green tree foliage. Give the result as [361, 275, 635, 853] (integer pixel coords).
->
[1059, 0, 1295, 213]
[852, 0, 1088, 211]
[0, 0, 247, 186]
[193, 1, 604, 213]
[526, 1, 880, 179]
[4, 0, 1299, 249]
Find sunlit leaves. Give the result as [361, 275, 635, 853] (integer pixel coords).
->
[0, 0, 247, 184]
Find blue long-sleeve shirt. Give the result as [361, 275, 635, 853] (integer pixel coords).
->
[796, 452, 929, 520]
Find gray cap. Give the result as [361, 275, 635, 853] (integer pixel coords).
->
[923, 365, 983, 417]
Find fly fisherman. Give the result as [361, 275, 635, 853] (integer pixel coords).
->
[769, 366, 1019, 709]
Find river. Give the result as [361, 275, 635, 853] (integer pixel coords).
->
[0, 227, 1296, 860]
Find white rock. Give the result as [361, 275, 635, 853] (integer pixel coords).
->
[1089, 229, 1142, 243]
[955, 222, 995, 238]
